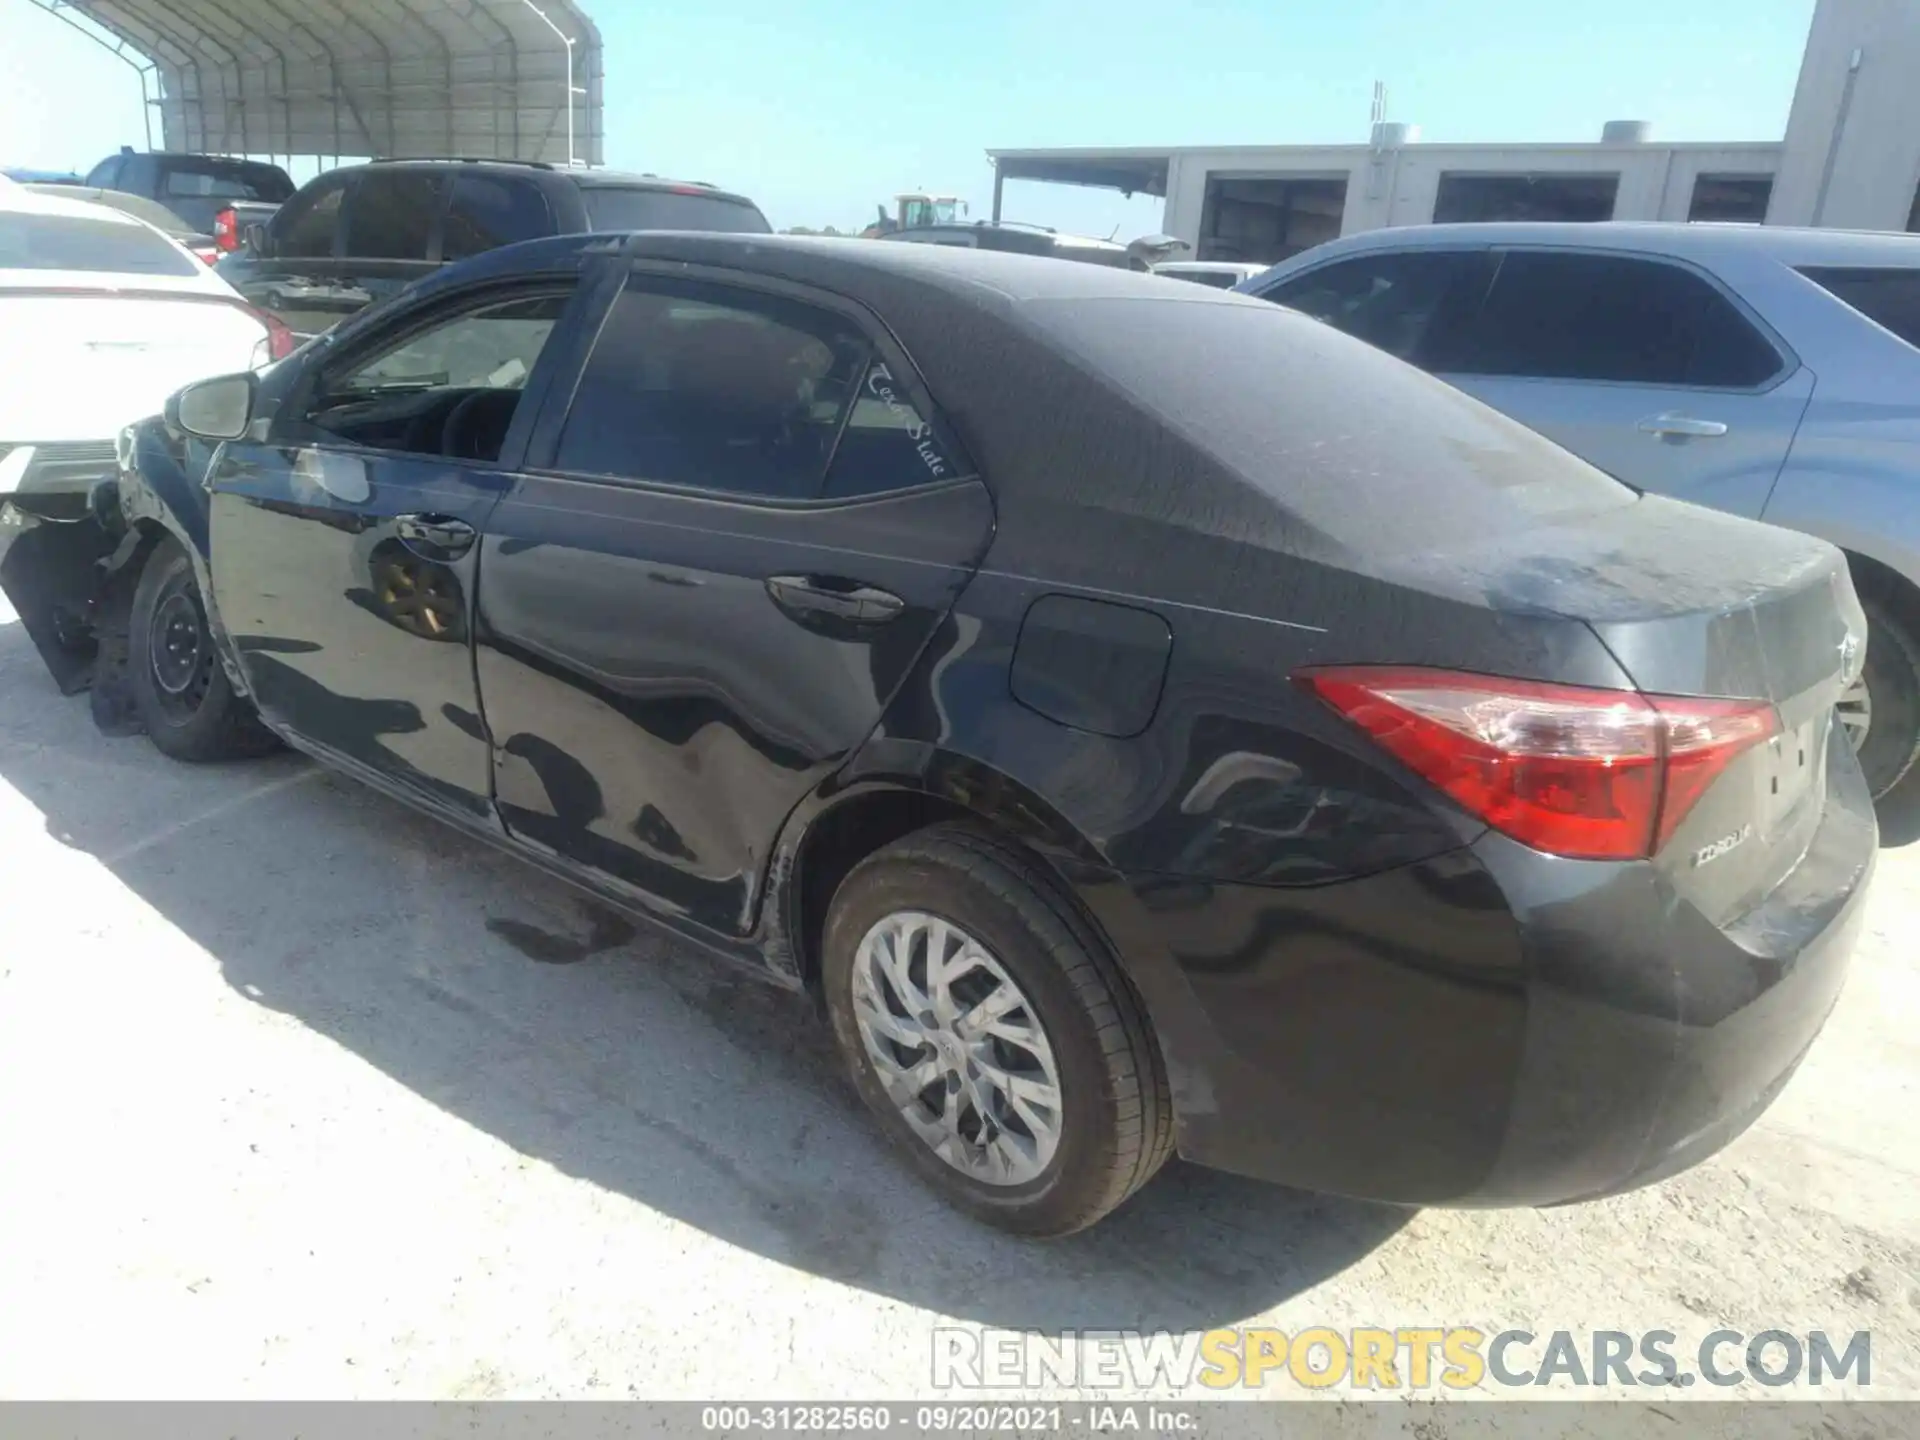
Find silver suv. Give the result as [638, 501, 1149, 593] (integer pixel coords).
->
[1245, 222, 1920, 806]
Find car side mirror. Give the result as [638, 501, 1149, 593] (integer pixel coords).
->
[244, 222, 272, 256]
[169, 373, 256, 441]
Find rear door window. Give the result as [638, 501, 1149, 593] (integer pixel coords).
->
[1799, 267, 1920, 350]
[1262, 250, 1491, 364]
[578, 187, 771, 235]
[552, 276, 867, 499]
[275, 181, 347, 258]
[344, 172, 446, 261]
[0, 212, 196, 275]
[442, 175, 553, 260]
[823, 359, 968, 499]
[1435, 251, 1782, 387]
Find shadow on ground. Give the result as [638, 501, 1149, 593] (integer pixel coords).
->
[0, 621, 1407, 1331]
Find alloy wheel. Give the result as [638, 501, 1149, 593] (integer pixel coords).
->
[1838, 675, 1872, 754]
[850, 910, 1064, 1187]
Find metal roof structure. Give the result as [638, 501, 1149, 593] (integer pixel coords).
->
[29, 0, 603, 166]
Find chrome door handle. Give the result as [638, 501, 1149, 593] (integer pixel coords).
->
[396, 513, 476, 558]
[1638, 413, 1729, 439]
[766, 575, 906, 624]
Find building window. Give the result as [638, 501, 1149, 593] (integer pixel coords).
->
[1432, 173, 1618, 224]
[1197, 176, 1347, 264]
[1689, 174, 1774, 224]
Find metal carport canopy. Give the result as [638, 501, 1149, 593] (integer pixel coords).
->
[41, 0, 603, 166]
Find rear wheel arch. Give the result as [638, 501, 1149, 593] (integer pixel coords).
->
[1844, 549, 1920, 638]
[1839, 549, 1920, 801]
[780, 763, 1113, 1001]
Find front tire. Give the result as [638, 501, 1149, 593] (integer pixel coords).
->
[822, 825, 1173, 1237]
[1842, 596, 1920, 803]
[128, 536, 278, 762]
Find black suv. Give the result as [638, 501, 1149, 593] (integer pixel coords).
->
[215, 159, 772, 341]
[81, 149, 296, 237]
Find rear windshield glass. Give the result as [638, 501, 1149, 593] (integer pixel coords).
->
[1025, 294, 1636, 551]
[1800, 267, 1920, 350]
[581, 187, 771, 235]
[164, 162, 294, 202]
[0, 213, 196, 276]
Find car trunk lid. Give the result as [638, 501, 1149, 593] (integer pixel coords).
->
[1376, 493, 1865, 924]
[0, 289, 267, 441]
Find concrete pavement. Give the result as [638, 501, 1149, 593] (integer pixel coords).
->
[1, 597, 1916, 1402]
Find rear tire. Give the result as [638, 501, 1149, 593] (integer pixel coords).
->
[1845, 596, 1920, 803]
[822, 824, 1173, 1237]
[127, 536, 279, 763]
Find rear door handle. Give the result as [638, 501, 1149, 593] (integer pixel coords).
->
[396, 513, 476, 558]
[766, 574, 906, 624]
[1638, 413, 1729, 439]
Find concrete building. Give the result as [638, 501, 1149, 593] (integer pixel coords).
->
[987, 0, 1920, 263]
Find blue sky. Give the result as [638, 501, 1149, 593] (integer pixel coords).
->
[2, 0, 1816, 237]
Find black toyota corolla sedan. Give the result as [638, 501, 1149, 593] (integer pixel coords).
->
[0, 232, 1877, 1236]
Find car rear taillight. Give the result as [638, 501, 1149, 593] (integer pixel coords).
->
[191, 245, 219, 266]
[253, 306, 297, 360]
[1299, 667, 1778, 860]
[213, 206, 240, 252]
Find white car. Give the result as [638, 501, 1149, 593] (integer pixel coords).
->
[1, 182, 288, 507]
[1150, 260, 1268, 290]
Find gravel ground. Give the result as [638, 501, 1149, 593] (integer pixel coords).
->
[1, 594, 1916, 1404]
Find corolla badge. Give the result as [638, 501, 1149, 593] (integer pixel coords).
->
[1693, 824, 1752, 868]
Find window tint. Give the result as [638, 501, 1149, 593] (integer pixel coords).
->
[1435, 251, 1780, 387]
[824, 359, 967, 498]
[578, 187, 771, 235]
[302, 291, 570, 460]
[344, 172, 445, 260]
[443, 175, 554, 260]
[554, 277, 868, 499]
[1267, 250, 1485, 363]
[275, 182, 345, 258]
[84, 189, 191, 234]
[85, 157, 122, 188]
[164, 165, 284, 201]
[0, 212, 196, 275]
[1800, 267, 1920, 350]
[116, 155, 157, 193]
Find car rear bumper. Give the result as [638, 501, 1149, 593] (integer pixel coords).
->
[1092, 730, 1876, 1208]
[0, 447, 124, 694]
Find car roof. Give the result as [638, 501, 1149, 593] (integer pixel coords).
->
[2, 183, 143, 222]
[22, 184, 196, 235]
[329, 159, 757, 207]
[1295, 220, 1920, 269]
[135, 152, 288, 170]
[410, 228, 1174, 304]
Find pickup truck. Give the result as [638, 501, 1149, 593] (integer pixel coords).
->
[79, 149, 293, 242]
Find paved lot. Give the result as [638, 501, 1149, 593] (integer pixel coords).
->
[1, 594, 1917, 1402]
